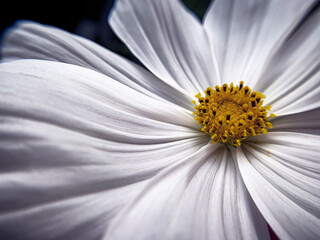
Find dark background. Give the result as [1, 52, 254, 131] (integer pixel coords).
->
[0, 0, 211, 61]
[0, 1, 281, 239]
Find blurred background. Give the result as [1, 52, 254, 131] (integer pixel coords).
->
[0, 0, 211, 62]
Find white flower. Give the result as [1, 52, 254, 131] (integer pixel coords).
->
[0, 0, 319, 239]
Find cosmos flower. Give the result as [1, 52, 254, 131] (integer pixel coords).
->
[0, 0, 319, 239]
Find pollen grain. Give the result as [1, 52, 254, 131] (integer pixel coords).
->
[192, 81, 275, 147]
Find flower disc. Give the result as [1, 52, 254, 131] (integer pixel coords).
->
[192, 81, 275, 146]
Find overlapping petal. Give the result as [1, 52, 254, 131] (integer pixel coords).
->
[271, 108, 320, 135]
[257, 8, 320, 116]
[105, 144, 269, 240]
[1, 21, 194, 111]
[0, 181, 147, 240]
[0, 59, 209, 239]
[0, 0, 319, 239]
[204, 0, 316, 87]
[109, 0, 218, 93]
[260, 7, 320, 116]
[235, 132, 320, 240]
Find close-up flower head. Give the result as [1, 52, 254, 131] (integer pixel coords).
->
[0, 0, 319, 239]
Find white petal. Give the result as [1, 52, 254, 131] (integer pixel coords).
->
[258, 8, 320, 116]
[105, 144, 270, 240]
[0, 181, 147, 240]
[0, 59, 208, 239]
[1, 21, 194, 110]
[271, 108, 320, 135]
[204, 0, 316, 86]
[234, 132, 320, 240]
[109, 0, 218, 94]
[0, 59, 200, 132]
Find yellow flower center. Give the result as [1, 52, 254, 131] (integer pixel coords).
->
[192, 81, 275, 147]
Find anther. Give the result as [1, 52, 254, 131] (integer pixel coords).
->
[223, 84, 227, 92]
[212, 110, 216, 116]
[256, 96, 261, 103]
[242, 104, 248, 112]
[239, 81, 244, 90]
[192, 82, 274, 147]
[244, 86, 250, 95]
[230, 83, 234, 92]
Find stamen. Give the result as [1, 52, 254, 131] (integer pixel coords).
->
[192, 82, 275, 147]
[239, 81, 244, 90]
